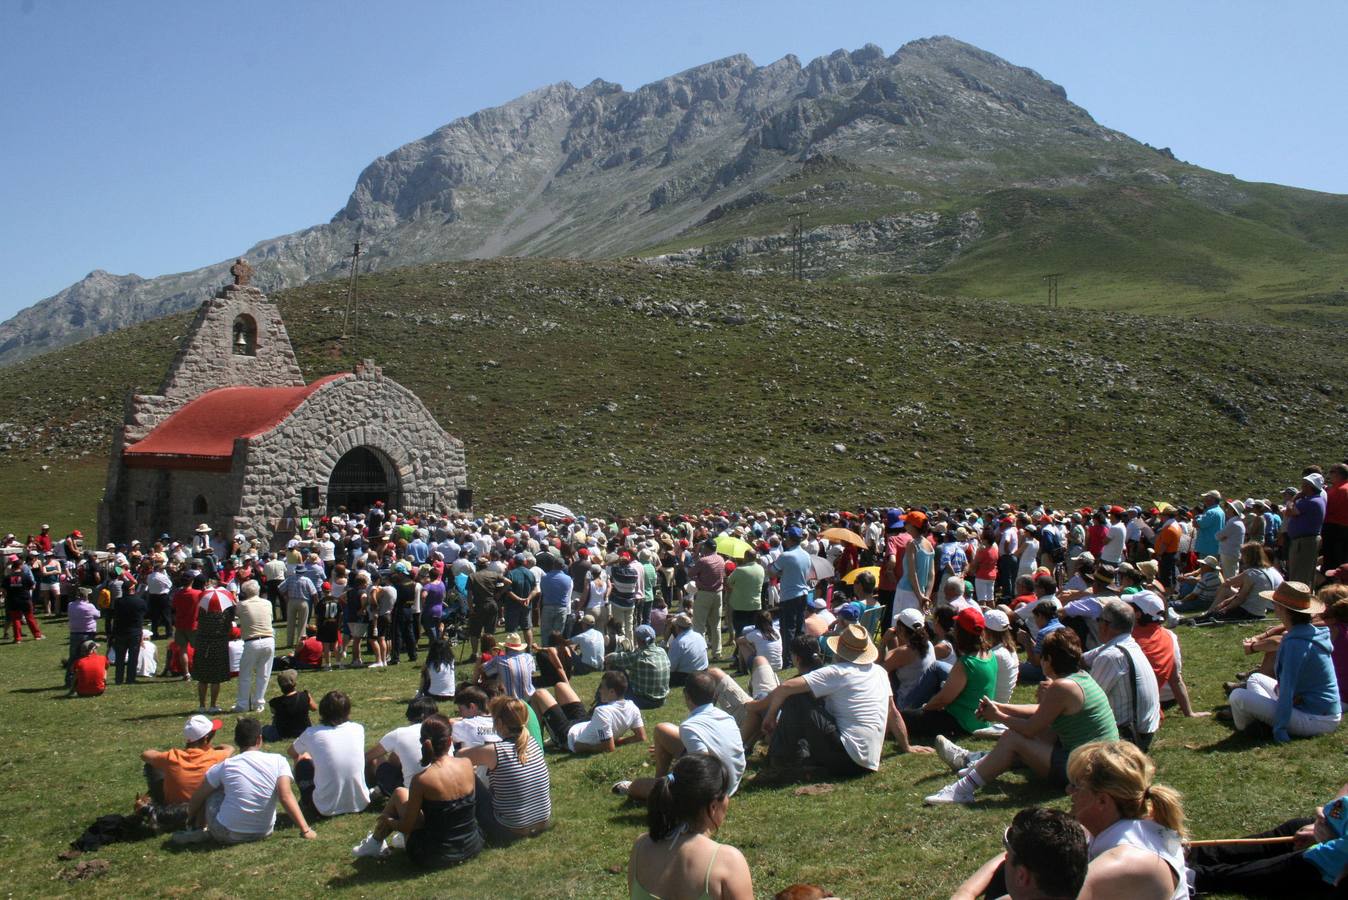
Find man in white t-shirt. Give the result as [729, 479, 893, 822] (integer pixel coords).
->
[1100, 506, 1128, 566]
[178, 717, 315, 844]
[570, 615, 606, 674]
[365, 697, 439, 797]
[761, 624, 891, 776]
[613, 670, 745, 801]
[288, 691, 370, 817]
[450, 685, 499, 750]
[531, 670, 647, 754]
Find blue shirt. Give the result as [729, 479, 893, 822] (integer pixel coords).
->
[540, 570, 573, 608]
[1272, 623, 1341, 742]
[1194, 506, 1225, 557]
[667, 629, 709, 674]
[407, 539, 429, 564]
[1034, 618, 1066, 654]
[483, 649, 536, 699]
[1305, 796, 1348, 885]
[771, 545, 813, 601]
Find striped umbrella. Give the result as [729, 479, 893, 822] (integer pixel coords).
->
[198, 586, 237, 613]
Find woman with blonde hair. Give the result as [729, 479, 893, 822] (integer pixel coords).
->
[460, 695, 551, 843]
[1067, 740, 1188, 899]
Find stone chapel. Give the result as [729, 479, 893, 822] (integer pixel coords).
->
[98, 260, 467, 546]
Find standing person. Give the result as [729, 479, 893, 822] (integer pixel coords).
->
[5, 555, 42, 642]
[1217, 499, 1247, 578]
[466, 560, 509, 661]
[503, 553, 537, 649]
[344, 571, 370, 669]
[178, 717, 316, 845]
[995, 516, 1020, 600]
[314, 583, 344, 671]
[143, 557, 173, 639]
[769, 528, 813, 666]
[37, 551, 62, 617]
[1153, 509, 1182, 592]
[972, 531, 999, 605]
[170, 575, 204, 681]
[194, 586, 236, 714]
[879, 509, 910, 627]
[894, 511, 935, 619]
[608, 550, 642, 648]
[111, 579, 148, 685]
[233, 580, 275, 714]
[626, 754, 754, 900]
[390, 563, 419, 666]
[1193, 490, 1226, 562]
[537, 554, 572, 644]
[1323, 463, 1348, 575]
[1286, 473, 1328, 586]
[688, 540, 727, 661]
[281, 566, 317, 648]
[1100, 507, 1127, 567]
[289, 690, 370, 818]
[262, 552, 287, 622]
[724, 548, 764, 639]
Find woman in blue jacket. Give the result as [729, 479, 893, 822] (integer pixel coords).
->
[1228, 581, 1341, 742]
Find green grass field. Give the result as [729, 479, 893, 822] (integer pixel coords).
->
[0, 615, 1338, 898]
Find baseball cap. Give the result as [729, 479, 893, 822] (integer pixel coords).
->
[1125, 590, 1166, 618]
[897, 608, 926, 630]
[184, 714, 223, 742]
[983, 609, 1010, 632]
[837, 601, 863, 622]
[955, 606, 986, 634]
[635, 624, 657, 644]
[785, 526, 804, 540]
[905, 510, 928, 528]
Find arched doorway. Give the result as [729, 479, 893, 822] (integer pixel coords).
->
[326, 446, 400, 513]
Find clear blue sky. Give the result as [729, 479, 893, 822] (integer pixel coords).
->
[2, 0, 1344, 318]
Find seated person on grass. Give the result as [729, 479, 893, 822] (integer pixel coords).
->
[605, 624, 670, 709]
[666, 613, 709, 687]
[925, 628, 1118, 806]
[178, 717, 316, 844]
[480, 674, 546, 752]
[366, 697, 439, 799]
[951, 806, 1089, 900]
[613, 670, 746, 802]
[351, 714, 484, 867]
[449, 685, 499, 752]
[288, 690, 370, 818]
[569, 613, 606, 675]
[140, 714, 233, 829]
[263, 668, 315, 743]
[531, 670, 646, 754]
[67, 639, 108, 697]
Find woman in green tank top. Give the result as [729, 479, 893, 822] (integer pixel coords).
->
[924, 628, 1119, 806]
[898, 607, 998, 745]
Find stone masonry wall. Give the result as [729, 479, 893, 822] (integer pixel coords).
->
[123, 284, 305, 443]
[233, 366, 466, 544]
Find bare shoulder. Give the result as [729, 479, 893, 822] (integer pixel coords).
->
[1080, 846, 1174, 900]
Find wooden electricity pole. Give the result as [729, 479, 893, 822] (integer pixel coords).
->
[341, 222, 364, 347]
[1042, 272, 1064, 308]
[789, 213, 805, 281]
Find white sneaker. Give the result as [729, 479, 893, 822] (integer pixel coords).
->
[924, 781, 975, 805]
[386, 831, 405, 850]
[972, 724, 1007, 739]
[611, 780, 633, 796]
[351, 833, 387, 858]
[935, 735, 974, 774]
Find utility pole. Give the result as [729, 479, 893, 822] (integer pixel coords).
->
[340, 222, 364, 351]
[788, 213, 805, 281]
[1042, 272, 1064, 309]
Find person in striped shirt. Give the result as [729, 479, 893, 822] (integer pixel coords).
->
[460, 697, 551, 843]
[477, 633, 537, 700]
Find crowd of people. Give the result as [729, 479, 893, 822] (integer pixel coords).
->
[11, 460, 1348, 897]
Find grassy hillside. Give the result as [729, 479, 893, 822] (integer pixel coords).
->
[650, 158, 1348, 325]
[1, 258, 1343, 538]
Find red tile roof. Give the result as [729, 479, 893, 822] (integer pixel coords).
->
[124, 375, 341, 469]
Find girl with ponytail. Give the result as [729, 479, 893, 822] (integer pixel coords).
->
[629, 753, 754, 899]
[1065, 741, 1189, 899]
[460, 696, 551, 844]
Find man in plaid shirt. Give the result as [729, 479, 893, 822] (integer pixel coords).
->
[605, 624, 669, 709]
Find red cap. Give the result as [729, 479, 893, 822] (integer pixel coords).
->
[322, 581, 332, 591]
[955, 606, 986, 634]
[1109, 505, 1126, 515]
[577, 547, 589, 557]
[72, 530, 83, 538]
[905, 510, 928, 528]
[724, 560, 737, 574]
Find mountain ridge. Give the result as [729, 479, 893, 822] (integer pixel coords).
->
[5, 35, 1346, 365]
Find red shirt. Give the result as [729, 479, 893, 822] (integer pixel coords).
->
[73, 654, 108, 696]
[880, 532, 911, 592]
[296, 637, 323, 667]
[172, 587, 202, 631]
[972, 545, 999, 580]
[33, 533, 52, 553]
[1326, 482, 1348, 527]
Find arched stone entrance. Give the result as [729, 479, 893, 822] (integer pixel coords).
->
[327, 446, 400, 513]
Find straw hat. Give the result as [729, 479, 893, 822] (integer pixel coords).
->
[826, 623, 878, 664]
[503, 632, 527, 651]
[1260, 581, 1324, 615]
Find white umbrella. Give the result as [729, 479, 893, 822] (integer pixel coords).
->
[531, 502, 576, 521]
[810, 556, 836, 580]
